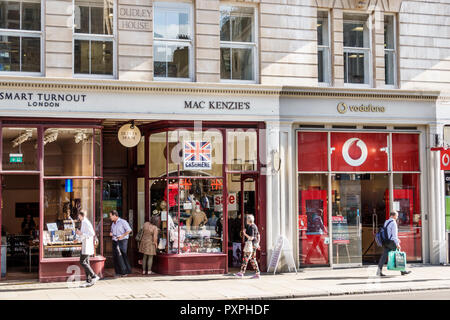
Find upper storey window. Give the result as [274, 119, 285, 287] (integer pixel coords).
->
[153, 2, 193, 80]
[343, 14, 371, 85]
[317, 10, 330, 84]
[384, 14, 396, 86]
[0, 0, 41, 74]
[220, 6, 257, 82]
[74, 0, 114, 77]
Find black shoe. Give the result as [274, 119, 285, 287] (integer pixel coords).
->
[376, 269, 386, 277]
[401, 271, 411, 275]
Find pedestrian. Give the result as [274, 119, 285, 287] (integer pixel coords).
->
[109, 210, 132, 277]
[235, 214, 261, 279]
[304, 209, 328, 264]
[138, 216, 159, 275]
[76, 210, 100, 287]
[376, 211, 412, 277]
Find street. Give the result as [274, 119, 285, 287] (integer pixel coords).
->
[298, 289, 450, 300]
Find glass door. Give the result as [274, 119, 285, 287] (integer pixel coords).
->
[331, 174, 363, 267]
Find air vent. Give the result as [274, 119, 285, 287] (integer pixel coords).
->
[394, 126, 417, 130]
[299, 125, 325, 128]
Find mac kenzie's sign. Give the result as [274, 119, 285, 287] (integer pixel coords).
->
[0, 91, 87, 107]
[184, 100, 251, 111]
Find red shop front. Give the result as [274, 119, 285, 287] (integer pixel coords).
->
[138, 121, 267, 275]
[0, 118, 105, 282]
[297, 129, 422, 267]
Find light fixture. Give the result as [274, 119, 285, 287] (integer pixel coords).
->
[352, 26, 364, 32]
[272, 150, 281, 173]
[43, 130, 59, 146]
[74, 131, 88, 144]
[12, 129, 33, 148]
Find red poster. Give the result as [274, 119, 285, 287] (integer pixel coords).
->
[392, 133, 419, 172]
[298, 132, 328, 171]
[441, 149, 450, 170]
[330, 132, 389, 172]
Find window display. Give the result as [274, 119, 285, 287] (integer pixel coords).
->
[2, 127, 38, 171]
[43, 179, 96, 258]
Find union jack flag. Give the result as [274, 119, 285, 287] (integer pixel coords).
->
[183, 141, 212, 170]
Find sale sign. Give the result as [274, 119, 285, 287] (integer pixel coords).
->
[441, 149, 450, 170]
[214, 193, 237, 212]
[330, 132, 389, 172]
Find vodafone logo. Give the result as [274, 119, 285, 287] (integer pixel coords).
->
[443, 153, 450, 167]
[342, 138, 368, 167]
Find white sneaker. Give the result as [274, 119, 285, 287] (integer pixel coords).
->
[79, 282, 93, 288]
[91, 275, 100, 284]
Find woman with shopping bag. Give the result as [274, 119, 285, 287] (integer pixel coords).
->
[234, 214, 261, 279]
[376, 211, 412, 277]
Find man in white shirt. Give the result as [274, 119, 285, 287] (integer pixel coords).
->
[76, 210, 100, 287]
[376, 211, 412, 277]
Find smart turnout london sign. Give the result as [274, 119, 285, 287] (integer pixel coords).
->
[0, 91, 87, 108]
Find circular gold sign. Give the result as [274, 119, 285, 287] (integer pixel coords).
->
[118, 123, 141, 148]
[337, 102, 347, 114]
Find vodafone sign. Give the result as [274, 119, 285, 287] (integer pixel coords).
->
[331, 133, 389, 172]
[441, 149, 450, 170]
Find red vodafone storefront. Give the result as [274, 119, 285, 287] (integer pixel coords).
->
[297, 130, 422, 267]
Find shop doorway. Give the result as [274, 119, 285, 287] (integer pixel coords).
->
[1, 175, 40, 280]
[228, 174, 259, 270]
[331, 174, 388, 266]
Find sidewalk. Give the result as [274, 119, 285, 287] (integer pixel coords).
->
[1, 264, 450, 300]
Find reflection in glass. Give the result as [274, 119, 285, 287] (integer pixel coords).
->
[21, 37, 40, 72]
[154, 7, 190, 40]
[44, 128, 94, 176]
[344, 52, 366, 84]
[226, 130, 257, 171]
[22, 1, 40, 31]
[2, 127, 38, 170]
[154, 43, 189, 78]
[43, 179, 93, 258]
[74, 40, 113, 75]
[220, 47, 253, 81]
[220, 6, 253, 42]
[75, 0, 113, 35]
[0, 1, 20, 29]
[0, 36, 20, 72]
[298, 174, 329, 266]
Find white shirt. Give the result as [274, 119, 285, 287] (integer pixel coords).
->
[79, 218, 95, 255]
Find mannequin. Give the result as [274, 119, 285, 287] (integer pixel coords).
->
[186, 201, 208, 232]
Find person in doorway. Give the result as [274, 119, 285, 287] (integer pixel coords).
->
[109, 210, 132, 277]
[21, 214, 36, 236]
[304, 209, 328, 265]
[139, 216, 159, 275]
[76, 210, 100, 287]
[376, 211, 412, 277]
[235, 214, 261, 279]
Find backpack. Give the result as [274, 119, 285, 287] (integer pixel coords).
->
[375, 220, 393, 247]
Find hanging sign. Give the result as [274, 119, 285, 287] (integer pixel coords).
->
[330, 132, 389, 172]
[183, 141, 212, 170]
[213, 193, 237, 212]
[9, 153, 23, 163]
[441, 149, 450, 170]
[118, 123, 141, 148]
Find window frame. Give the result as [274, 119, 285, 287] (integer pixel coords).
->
[317, 9, 331, 86]
[0, 0, 44, 76]
[343, 13, 372, 87]
[219, 4, 258, 84]
[152, 1, 194, 82]
[384, 13, 397, 88]
[72, 0, 117, 79]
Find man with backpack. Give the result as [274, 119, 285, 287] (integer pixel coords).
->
[376, 211, 412, 277]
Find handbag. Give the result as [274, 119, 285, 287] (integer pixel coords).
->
[243, 240, 253, 253]
[135, 228, 144, 242]
[387, 249, 407, 271]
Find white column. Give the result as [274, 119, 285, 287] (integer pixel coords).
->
[428, 123, 447, 264]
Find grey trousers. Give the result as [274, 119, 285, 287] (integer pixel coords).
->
[377, 240, 396, 270]
[80, 254, 96, 282]
[142, 254, 154, 272]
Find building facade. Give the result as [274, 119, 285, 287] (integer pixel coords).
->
[0, 0, 449, 281]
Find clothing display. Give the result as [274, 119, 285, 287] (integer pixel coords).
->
[138, 222, 158, 256]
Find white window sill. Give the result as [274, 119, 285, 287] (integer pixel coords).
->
[0, 72, 42, 77]
[343, 83, 372, 89]
[154, 77, 193, 82]
[73, 74, 115, 80]
[220, 79, 257, 84]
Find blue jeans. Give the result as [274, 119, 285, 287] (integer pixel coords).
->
[112, 239, 132, 275]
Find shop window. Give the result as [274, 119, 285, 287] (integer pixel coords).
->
[137, 136, 145, 166]
[384, 14, 396, 86]
[317, 10, 330, 84]
[226, 129, 257, 171]
[43, 179, 95, 258]
[343, 13, 371, 85]
[2, 127, 38, 171]
[297, 131, 328, 172]
[149, 132, 167, 178]
[298, 174, 329, 266]
[220, 6, 257, 82]
[94, 128, 101, 176]
[0, 0, 41, 73]
[44, 128, 94, 177]
[74, 0, 114, 76]
[392, 173, 422, 261]
[153, 2, 192, 80]
[95, 180, 102, 256]
[392, 133, 419, 172]
[137, 178, 145, 230]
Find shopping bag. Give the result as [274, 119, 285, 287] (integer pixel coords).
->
[387, 249, 406, 271]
